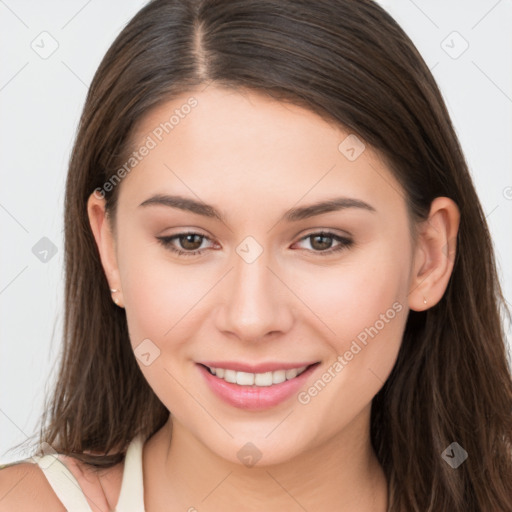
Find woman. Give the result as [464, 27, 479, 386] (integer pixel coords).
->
[1, 0, 511, 510]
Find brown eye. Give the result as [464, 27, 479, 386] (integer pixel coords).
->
[178, 233, 204, 251]
[310, 233, 335, 251]
[156, 232, 213, 256]
[295, 231, 353, 256]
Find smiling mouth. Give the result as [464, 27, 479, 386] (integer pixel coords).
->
[198, 362, 320, 387]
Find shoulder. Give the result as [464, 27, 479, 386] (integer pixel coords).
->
[0, 457, 124, 512]
[0, 461, 65, 512]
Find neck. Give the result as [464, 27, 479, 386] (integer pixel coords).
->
[143, 408, 388, 512]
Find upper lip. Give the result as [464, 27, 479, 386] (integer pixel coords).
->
[198, 361, 319, 373]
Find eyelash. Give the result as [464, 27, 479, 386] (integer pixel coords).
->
[156, 231, 353, 257]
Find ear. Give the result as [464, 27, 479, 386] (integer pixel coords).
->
[87, 191, 124, 308]
[408, 196, 460, 311]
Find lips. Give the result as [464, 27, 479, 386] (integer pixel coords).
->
[196, 361, 321, 410]
[197, 360, 319, 374]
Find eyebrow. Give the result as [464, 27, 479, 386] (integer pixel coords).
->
[138, 194, 376, 222]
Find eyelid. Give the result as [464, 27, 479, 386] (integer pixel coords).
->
[296, 226, 353, 239]
[292, 231, 353, 254]
[156, 230, 216, 254]
[156, 229, 353, 257]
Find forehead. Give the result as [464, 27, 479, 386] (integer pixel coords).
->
[119, 86, 407, 222]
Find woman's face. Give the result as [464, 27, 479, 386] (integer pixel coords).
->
[91, 86, 419, 465]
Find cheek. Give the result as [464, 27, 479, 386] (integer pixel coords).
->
[116, 233, 180, 343]
[293, 241, 411, 381]
[117, 235, 218, 366]
[291, 247, 410, 436]
[117, 241, 211, 412]
[298, 242, 408, 324]
[120, 260, 198, 343]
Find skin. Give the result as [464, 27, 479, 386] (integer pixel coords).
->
[87, 86, 460, 512]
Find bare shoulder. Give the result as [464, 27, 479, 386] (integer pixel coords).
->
[0, 461, 66, 512]
[0, 458, 124, 512]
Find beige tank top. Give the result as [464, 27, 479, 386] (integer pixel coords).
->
[30, 434, 145, 512]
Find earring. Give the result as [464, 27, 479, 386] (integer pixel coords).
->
[110, 288, 121, 306]
[423, 297, 427, 304]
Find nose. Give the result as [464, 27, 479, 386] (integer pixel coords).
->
[215, 248, 294, 343]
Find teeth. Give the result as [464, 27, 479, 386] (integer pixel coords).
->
[224, 369, 237, 384]
[208, 365, 308, 386]
[285, 368, 298, 380]
[237, 371, 254, 386]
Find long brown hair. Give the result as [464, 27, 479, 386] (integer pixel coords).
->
[18, 0, 512, 509]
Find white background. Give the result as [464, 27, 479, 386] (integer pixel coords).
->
[1, 0, 511, 463]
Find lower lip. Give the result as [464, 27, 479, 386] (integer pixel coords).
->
[196, 363, 320, 411]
